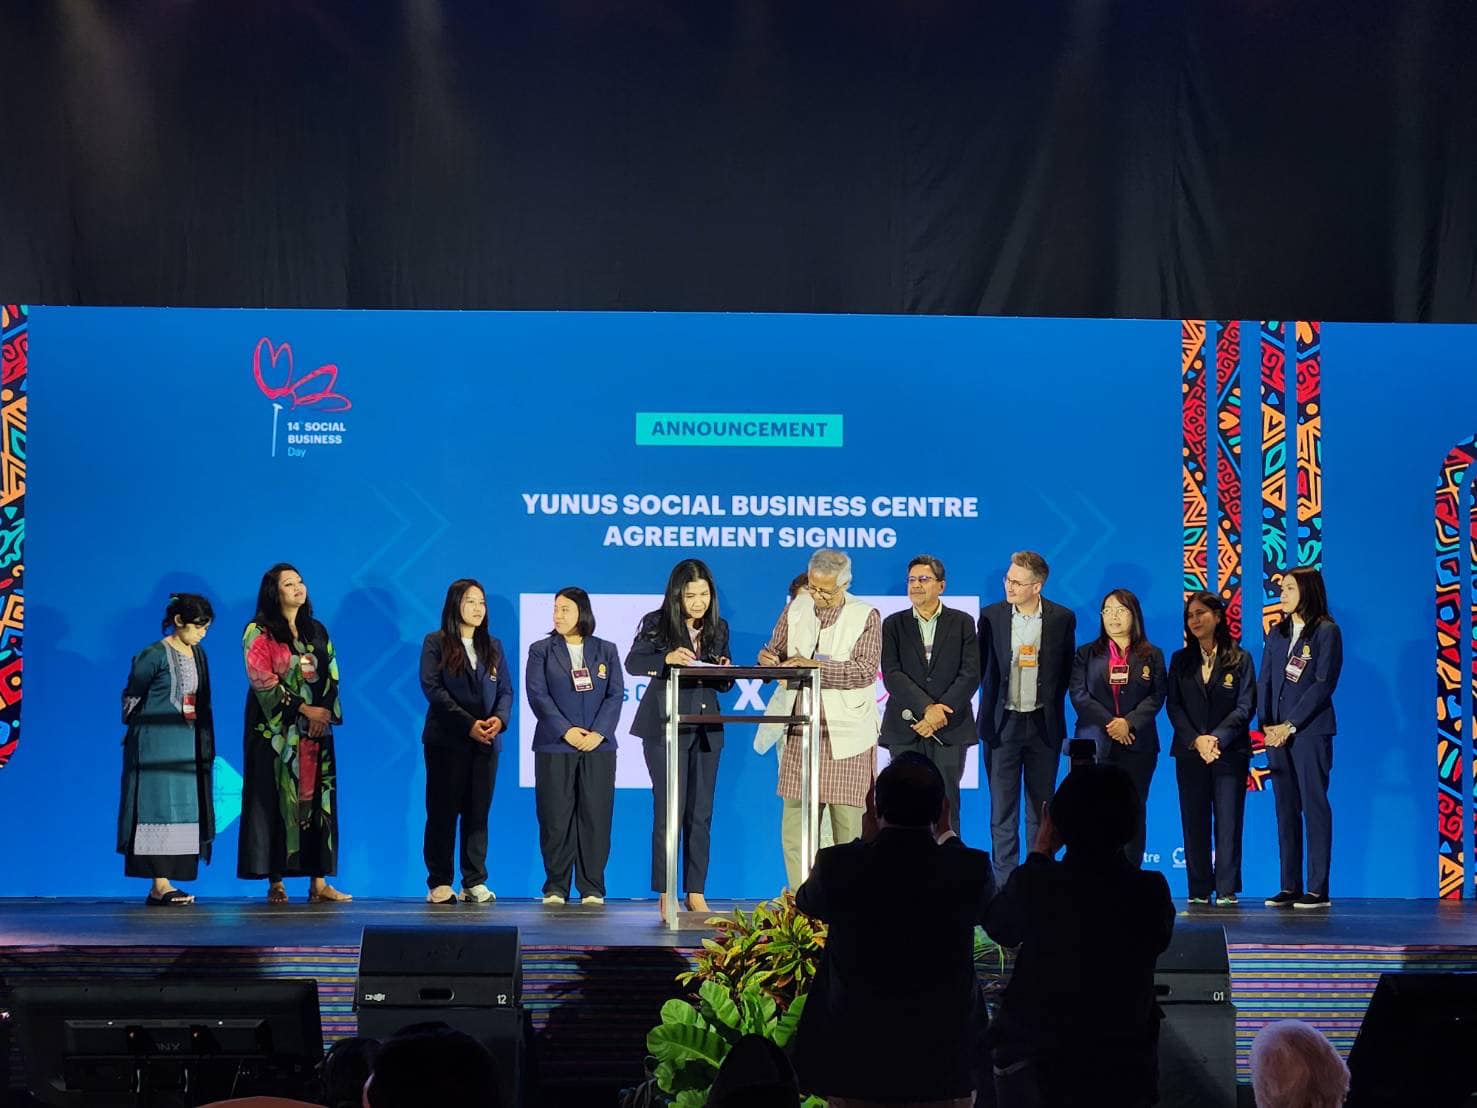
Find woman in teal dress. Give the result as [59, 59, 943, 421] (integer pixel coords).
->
[236, 562, 351, 904]
[118, 593, 217, 906]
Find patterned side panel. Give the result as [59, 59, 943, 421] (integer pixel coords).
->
[0, 303, 25, 770]
[1259, 321, 1290, 633]
[1215, 320, 1244, 640]
[1182, 320, 1210, 594]
[1434, 439, 1476, 898]
[1293, 321, 1323, 569]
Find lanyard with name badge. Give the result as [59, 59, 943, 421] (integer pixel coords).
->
[572, 666, 594, 692]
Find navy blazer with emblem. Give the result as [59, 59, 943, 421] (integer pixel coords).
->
[1165, 646, 1256, 758]
[1257, 619, 1342, 739]
[1069, 642, 1167, 756]
[419, 631, 513, 754]
[525, 634, 624, 753]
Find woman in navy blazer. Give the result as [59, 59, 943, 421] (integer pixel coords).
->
[625, 558, 733, 922]
[1167, 591, 1255, 906]
[526, 587, 624, 905]
[419, 578, 512, 905]
[1258, 566, 1343, 909]
[1070, 588, 1167, 867]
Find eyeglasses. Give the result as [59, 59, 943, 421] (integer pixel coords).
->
[1003, 576, 1038, 589]
[1102, 605, 1131, 616]
[806, 584, 842, 600]
[906, 575, 937, 585]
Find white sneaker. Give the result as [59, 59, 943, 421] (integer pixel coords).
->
[461, 884, 495, 904]
[427, 885, 456, 904]
[541, 893, 566, 905]
[581, 895, 605, 905]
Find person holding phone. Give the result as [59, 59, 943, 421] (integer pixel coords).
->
[1166, 591, 1254, 907]
[1259, 567, 1343, 910]
[1069, 588, 1166, 867]
[626, 558, 733, 922]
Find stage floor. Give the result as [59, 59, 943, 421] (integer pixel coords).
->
[4, 897, 1477, 1090]
[4, 895, 1476, 947]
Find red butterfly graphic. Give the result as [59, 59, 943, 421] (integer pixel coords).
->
[253, 338, 352, 412]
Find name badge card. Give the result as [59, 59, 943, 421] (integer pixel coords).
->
[1109, 663, 1130, 687]
[300, 653, 318, 682]
[1284, 654, 1308, 684]
[572, 667, 594, 692]
[1018, 643, 1038, 669]
[182, 693, 197, 721]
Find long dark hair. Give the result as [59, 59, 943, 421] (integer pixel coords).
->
[1091, 587, 1154, 659]
[657, 558, 721, 656]
[439, 578, 500, 676]
[252, 563, 319, 645]
[1176, 590, 1245, 671]
[162, 592, 214, 633]
[1276, 566, 1332, 638]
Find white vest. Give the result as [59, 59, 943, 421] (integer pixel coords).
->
[754, 592, 879, 759]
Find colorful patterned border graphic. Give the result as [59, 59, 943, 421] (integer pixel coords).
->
[1259, 321, 1290, 634]
[1181, 321, 1210, 595]
[1435, 437, 1477, 898]
[0, 304, 24, 770]
[1293, 322, 1323, 569]
[1182, 320, 1318, 794]
[1215, 320, 1244, 641]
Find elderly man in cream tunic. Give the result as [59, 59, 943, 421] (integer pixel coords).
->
[759, 549, 882, 887]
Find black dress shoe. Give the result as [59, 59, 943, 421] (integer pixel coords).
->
[1293, 894, 1331, 909]
[1264, 891, 1300, 908]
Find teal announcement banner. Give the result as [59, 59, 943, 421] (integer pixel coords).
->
[635, 411, 843, 447]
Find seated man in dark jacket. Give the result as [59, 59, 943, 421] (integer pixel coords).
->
[986, 763, 1175, 1108]
[793, 752, 996, 1107]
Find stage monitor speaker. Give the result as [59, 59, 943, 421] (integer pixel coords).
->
[1346, 972, 1477, 1107]
[355, 926, 527, 1108]
[1154, 923, 1235, 1108]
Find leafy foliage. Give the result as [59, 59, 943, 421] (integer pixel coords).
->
[677, 889, 827, 1013]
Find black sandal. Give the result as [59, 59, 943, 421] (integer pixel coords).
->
[145, 889, 194, 907]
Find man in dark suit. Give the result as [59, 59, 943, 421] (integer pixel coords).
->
[794, 752, 995, 1107]
[881, 554, 981, 836]
[978, 551, 1076, 887]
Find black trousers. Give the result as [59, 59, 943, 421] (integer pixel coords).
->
[642, 733, 721, 894]
[986, 709, 1060, 887]
[534, 749, 616, 898]
[1174, 752, 1248, 898]
[423, 743, 497, 890]
[887, 737, 968, 836]
[1104, 745, 1156, 868]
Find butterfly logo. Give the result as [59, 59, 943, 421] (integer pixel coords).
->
[254, 338, 351, 457]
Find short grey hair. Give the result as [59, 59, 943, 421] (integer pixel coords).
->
[808, 549, 853, 589]
[1250, 1021, 1349, 1108]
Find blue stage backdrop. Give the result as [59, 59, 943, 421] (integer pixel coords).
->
[6, 308, 1472, 899]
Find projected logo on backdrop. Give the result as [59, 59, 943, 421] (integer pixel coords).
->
[517, 591, 979, 790]
[252, 337, 352, 458]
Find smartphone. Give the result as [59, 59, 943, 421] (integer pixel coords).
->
[1067, 738, 1096, 766]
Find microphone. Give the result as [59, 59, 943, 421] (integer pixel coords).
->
[903, 709, 942, 744]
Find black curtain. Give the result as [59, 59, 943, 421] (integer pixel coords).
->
[1, 0, 1473, 320]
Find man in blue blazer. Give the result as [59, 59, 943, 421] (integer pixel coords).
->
[881, 554, 980, 835]
[977, 551, 1077, 886]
